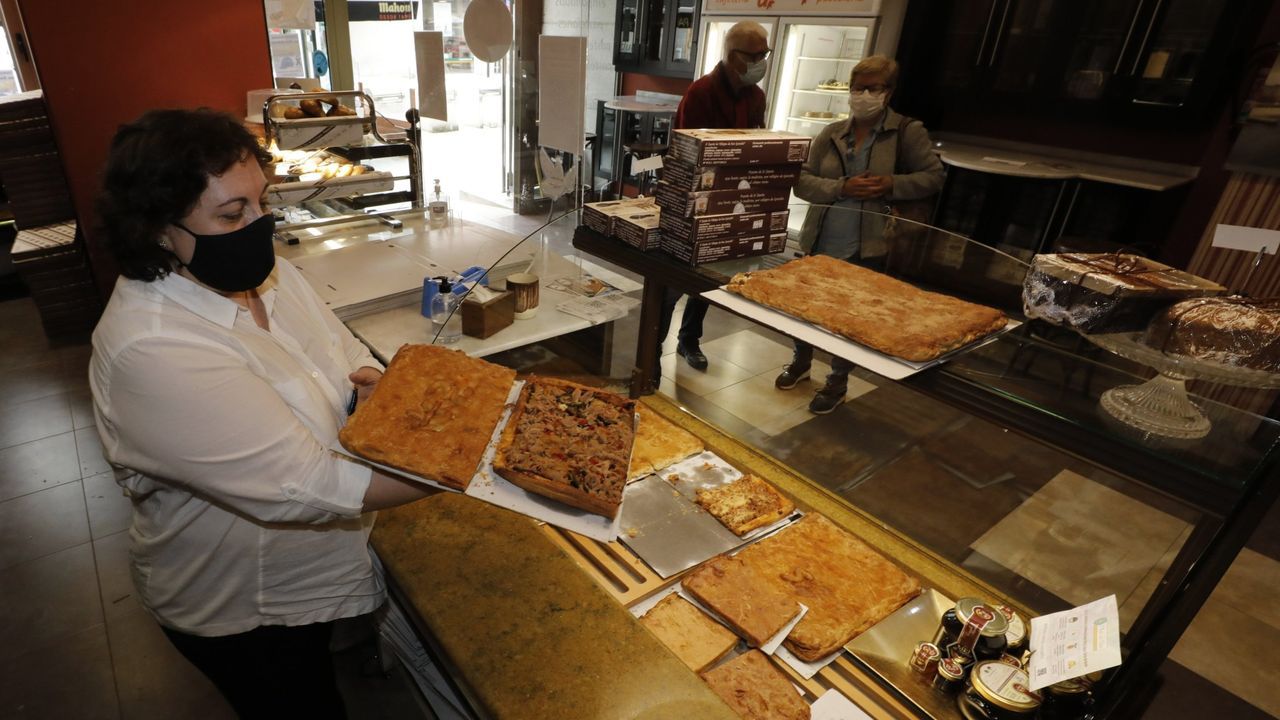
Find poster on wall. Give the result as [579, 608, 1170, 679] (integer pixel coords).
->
[415, 32, 449, 122]
[702, 0, 879, 15]
[538, 36, 587, 156]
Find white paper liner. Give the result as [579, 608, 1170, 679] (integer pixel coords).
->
[810, 689, 874, 719]
[703, 288, 1019, 381]
[660, 450, 801, 542]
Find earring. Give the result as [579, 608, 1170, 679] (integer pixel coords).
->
[158, 238, 171, 251]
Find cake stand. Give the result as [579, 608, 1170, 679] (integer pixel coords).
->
[1084, 332, 1280, 440]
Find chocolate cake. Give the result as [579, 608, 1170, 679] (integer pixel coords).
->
[1144, 297, 1280, 372]
[1023, 253, 1225, 333]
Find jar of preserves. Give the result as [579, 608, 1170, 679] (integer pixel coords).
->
[956, 660, 1041, 720]
[908, 641, 941, 681]
[1039, 675, 1097, 720]
[996, 604, 1028, 656]
[935, 598, 1009, 662]
[933, 657, 966, 694]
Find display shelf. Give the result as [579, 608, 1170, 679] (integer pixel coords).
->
[796, 55, 859, 61]
[262, 90, 423, 231]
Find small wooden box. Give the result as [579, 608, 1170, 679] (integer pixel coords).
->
[461, 290, 516, 339]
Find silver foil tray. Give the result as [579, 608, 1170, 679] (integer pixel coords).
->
[844, 587, 964, 720]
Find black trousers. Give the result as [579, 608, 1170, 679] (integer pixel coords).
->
[791, 253, 887, 389]
[162, 621, 347, 720]
[657, 290, 709, 356]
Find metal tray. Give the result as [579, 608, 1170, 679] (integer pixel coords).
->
[844, 588, 963, 720]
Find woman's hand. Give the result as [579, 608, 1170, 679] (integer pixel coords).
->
[348, 366, 383, 406]
[843, 173, 893, 199]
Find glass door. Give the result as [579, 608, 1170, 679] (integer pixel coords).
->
[1059, 0, 1145, 102]
[935, 0, 1003, 93]
[988, 0, 1069, 95]
[643, 0, 667, 65]
[769, 18, 875, 239]
[769, 18, 875, 138]
[664, 0, 699, 76]
[617, 0, 642, 63]
[1127, 0, 1229, 108]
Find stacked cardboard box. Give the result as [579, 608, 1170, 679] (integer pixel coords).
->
[582, 196, 658, 238]
[658, 129, 810, 266]
[12, 222, 103, 337]
[0, 91, 76, 228]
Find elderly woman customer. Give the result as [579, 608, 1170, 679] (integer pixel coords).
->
[778, 55, 946, 414]
[90, 108, 431, 718]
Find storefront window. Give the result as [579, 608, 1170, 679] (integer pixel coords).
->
[345, 0, 510, 205]
[0, 26, 20, 97]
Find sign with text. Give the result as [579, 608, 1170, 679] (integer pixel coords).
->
[538, 36, 587, 156]
[1212, 224, 1280, 255]
[703, 0, 879, 16]
[1028, 595, 1122, 691]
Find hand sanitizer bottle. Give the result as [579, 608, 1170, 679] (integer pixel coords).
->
[429, 276, 461, 344]
[429, 178, 449, 229]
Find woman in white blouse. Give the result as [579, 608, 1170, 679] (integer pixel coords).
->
[90, 109, 430, 719]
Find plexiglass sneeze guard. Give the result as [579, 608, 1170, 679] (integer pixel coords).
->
[568, 200, 1280, 714]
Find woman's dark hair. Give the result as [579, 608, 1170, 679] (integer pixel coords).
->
[97, 108, 272, 281]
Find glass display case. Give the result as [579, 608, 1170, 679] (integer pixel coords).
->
[566, 204, 1280, 718]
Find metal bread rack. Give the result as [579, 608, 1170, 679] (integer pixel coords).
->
[261, 90, 423, 238]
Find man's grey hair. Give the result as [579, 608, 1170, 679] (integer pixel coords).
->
[724, 21, 768, 58]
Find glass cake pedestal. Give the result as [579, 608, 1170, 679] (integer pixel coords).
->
[1084, 332, 1280, 440]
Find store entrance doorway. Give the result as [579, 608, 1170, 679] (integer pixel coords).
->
[265, 0, 515, 211]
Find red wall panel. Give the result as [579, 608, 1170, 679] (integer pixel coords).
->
[16, 0, 272, 295]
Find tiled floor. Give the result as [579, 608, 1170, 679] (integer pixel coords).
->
[0, 297, 428, 720]
[650, 301, 1280, 719]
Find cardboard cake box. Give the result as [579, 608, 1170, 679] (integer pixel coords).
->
[582, 197, 658, 237]
[614, 210, 662, 251]
[662, 232, 787, 266]
[668, 128, 812, 167]
[654, 181, 791, 218]
[660, 158, 802, 192]
[660, 210, 790, 244]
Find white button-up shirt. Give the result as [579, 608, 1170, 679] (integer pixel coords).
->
[90, 258, 386, 637]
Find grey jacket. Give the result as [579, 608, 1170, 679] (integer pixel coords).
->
[794, 109, 945, 257]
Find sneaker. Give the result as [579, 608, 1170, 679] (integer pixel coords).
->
[808, 384, 847, 415]
[677, 342, 709, 371]
[774, 362, 811, 390]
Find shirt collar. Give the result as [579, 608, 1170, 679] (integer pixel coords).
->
[152, 269, 278, 329]
[713, 62, 745, 99]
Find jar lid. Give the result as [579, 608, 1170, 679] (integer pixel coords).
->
[938, 657, 966, 680]
[997, 604, 1027, 644]
[970, 661, 1041, 712]
[1048, 677, 1091, 695]
[956, 598, 1009, 637]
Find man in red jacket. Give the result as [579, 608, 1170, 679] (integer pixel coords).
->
[660, 21, 770, 371]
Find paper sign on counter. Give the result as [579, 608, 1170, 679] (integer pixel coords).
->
[1028, 595, 1122, 691]
[1211, 224, 1280, 254]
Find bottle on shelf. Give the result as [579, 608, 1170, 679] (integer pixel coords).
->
[429, 178, 450, 229]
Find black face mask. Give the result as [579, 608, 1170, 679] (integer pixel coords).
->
[173, 214, 277, 292]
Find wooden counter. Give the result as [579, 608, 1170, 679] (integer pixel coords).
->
[371, 493, 738, 720]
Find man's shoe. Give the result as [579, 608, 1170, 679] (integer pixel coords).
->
[677, 343, 709, 370]
[808, 384, 847, 415]
[774, 362, 811, 390]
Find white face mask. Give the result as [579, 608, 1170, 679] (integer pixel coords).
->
[740, 59, 768, 86]
[848, 90, 886, 121]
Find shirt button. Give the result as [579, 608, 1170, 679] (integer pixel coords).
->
[311, 371, 319, 378]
